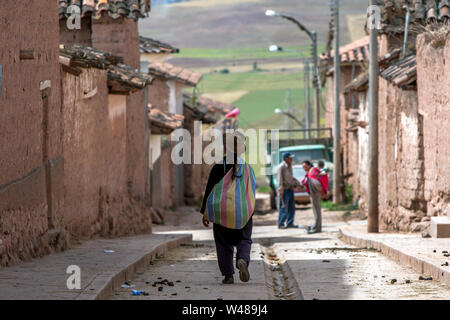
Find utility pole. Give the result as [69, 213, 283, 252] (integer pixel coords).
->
[304, 58, 311, 139]
[284, 89, 292, 139]
[368, 0, 379, 233]
[265, 10, 321, 138]
[311, 31, 321, 138]
[332, 0, 341, 204]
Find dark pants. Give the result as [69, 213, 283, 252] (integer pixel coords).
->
[213, 218, 253, 276]
[278, 189, 295, 227]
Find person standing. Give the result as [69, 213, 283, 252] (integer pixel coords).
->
[301, 160, 323, 234]
[317, 160, 330, 199]
[277, 152, 301, 229]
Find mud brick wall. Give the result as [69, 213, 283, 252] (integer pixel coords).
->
[378, 78, 426, 231]
[377, 32, 426, 232]
[92, 16, 150, 221]
[0, 0, 63, 267]
[59, 17, 93, 47]
[357, 92, 369, 215]
[183, 110, 210, 206]
[151, 146, 174, 209]
[416, 34, 450, 219]
[147, 76, 170, 112]
[61, 68, 151, 239]
[325, 65, 362, 201]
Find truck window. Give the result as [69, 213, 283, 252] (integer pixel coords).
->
[280, 149, 326, 165]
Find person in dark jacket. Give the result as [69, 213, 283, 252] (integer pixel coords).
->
[200, 132, 253, 285]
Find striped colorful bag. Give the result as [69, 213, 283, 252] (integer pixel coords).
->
[204, 163, 256, 229]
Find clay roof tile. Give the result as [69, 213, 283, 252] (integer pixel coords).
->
[147, 61, 202, 86]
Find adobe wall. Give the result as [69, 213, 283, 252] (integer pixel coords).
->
[416, 33, 450, 218]
[59, 17, 93, 47]
[91, 16, 149, 218]
[0, 0, 63, 267]
[378, 77, 426, 232]
[147, 76, 170, 112]
[92, 16, 140, 68]
[357, 92, 369, 214]
[183, 109, 205, 206]
[325, 65, 362, 201]
[61, 68, 152, 239]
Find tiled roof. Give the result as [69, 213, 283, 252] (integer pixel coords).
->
[147, 61, 202, 86]
[148, 106, 184, 134]
[183, 93, 236, 124]
[343, 70, 369, 94]
[380, 52, 417, 89]
[60, 45, 153, 93]
[320, 36, 370, 63]
[379, 0, 450, 34]
[58, 0, 151, 21]
[139, 36, 179, 54]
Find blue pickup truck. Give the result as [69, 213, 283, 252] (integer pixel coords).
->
[266, 129, 333, 209]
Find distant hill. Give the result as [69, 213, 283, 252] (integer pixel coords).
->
[140, 0, 369, 50]
[139, 0, 369, 132]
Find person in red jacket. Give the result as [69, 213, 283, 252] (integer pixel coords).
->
[318, 160, 329, 199]
[301, 161, 323, 234]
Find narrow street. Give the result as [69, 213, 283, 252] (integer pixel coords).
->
[109, 207, 450, 300]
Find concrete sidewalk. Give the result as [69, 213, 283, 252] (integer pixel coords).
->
[0, 233, 191, 300]
[109, 241, 268, 300]
[339, 223, 450, 286]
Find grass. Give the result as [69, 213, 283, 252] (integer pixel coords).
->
[192, 61, 304, 74]
[201, 90, 249, 104]
[197, 69, 305, 93]
[235, 89, 308, 127]
[256, 186, 271, 194]
[321, 201, 358, 212]
[177, 45, 323, 61]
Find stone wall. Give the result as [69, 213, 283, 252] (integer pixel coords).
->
[378, 77, 426, 231]
[0, 0, 64, 267]
[416, 33, 450, 219]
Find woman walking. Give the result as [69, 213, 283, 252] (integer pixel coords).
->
[200, 132, 256, 284]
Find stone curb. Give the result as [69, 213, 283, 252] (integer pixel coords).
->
[76, 234, 193, 300]
[338, 227, 450, 287]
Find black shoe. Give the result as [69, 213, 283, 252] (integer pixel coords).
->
[222, 275, 234, 284]
[237, 259, 250, 283]
[286, 224, 299, 229]
[278, 225, 287, 229]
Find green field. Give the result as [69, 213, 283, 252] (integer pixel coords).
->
[198, 69, 305, 93]
[177, 45, 320, 60]
[234, 89, 307, 128]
